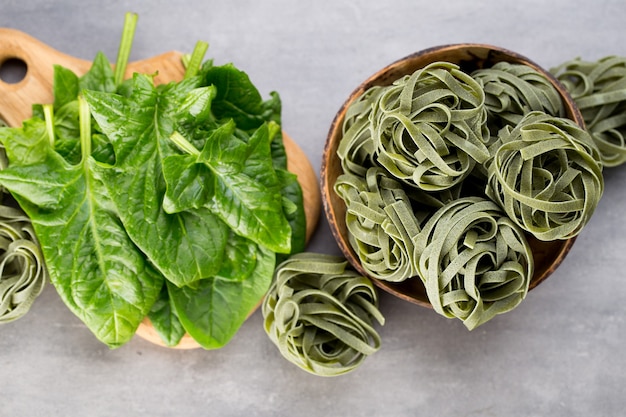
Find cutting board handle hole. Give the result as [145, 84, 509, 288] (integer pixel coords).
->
[0, 58, 28, 84]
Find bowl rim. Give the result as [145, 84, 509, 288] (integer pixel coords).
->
[320, 42, 582, 308]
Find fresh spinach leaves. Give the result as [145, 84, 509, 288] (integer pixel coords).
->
[163, 120, 292, 253]
[83, 75, 231, 287]
[167, 232, 275, 349]
[0, 14, 306, 349]
[0, 97, 163, 348]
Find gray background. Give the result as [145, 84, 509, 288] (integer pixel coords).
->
[1, 0, 625, 416]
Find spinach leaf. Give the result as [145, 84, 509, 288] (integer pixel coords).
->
[50, 52, 116, 114]
[270, 132, 288, 171]
[78, 52, 117, 94]
[163, 120, 292, 253]
[200, 62, 281, 131]
[50, 55, 117, 165]
[0, 118, 49, 168]
[277, 168, 306, 261]
[83, 74, 230, 287]
[167, 233, 276, 349]
[0, 49, 166, 347]
[147, 283, 186, 347]
[193, 62, 306, 252]
[50, 101, 81, 163]
[0, 111, 163, 348]
[51, 65, 80, 111]
[197, 62, 288, 170]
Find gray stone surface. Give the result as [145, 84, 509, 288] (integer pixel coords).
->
[1, 0, 625, 415]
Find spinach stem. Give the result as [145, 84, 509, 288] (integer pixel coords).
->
[42, 104, 55, 147]
[169, 131, 200, 156]
[114, 12, 138, 86]
[184, 41, 209, 79]
[181, 53, 191, 69]
[78, 95, 91, 162]
[267, 121, 281, 142]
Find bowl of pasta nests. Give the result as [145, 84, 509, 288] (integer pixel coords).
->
[321, 43, 604, 330]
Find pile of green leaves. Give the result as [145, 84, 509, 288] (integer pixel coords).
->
[0, 13, 305, 349]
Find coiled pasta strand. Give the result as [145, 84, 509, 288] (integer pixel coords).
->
[486, 111, 603, 240]
[552, 56, 626, 167]
[337, 86, 384, 177]
[472, 62, 565, 138]
[335, 167, 421, 282]
[414, 197, 533, 330]
[262, 253, 384, 376]
[0, 202, 47, 323]
[370, 62, 490, 191]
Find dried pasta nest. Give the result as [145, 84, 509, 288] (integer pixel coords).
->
[334, 168, 421, 282]
[486, 111, 603, 241]
[473, 61, 565, 137]
[262, 253, 384, 377]
[415, 197, 533, 330]
[337, 86, 385, 177]
[369, 62, 490, 191]
[551, 56, 626, 167]
[0, 204, 47, 324]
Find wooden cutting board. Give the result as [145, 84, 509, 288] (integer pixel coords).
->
[0, 27, 321, 349]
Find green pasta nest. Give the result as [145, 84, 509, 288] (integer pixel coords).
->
[415, 197, 533, 330]
[335, 60, 604, 329]
[551, 56, 626, 167]
[0, 192, 47, 323]
[335, 167, 421, 282]
[370, 62, 490, 191]
[473, 61, 565, 137]
[262, 253, 384, 377]
[486, 112, 603, 241]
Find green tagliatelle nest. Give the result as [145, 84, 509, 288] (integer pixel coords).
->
[370, 62, 490, 191]
[334, 60, 605, 329]
[334, 167, 422, 282]
[486, 112, 603, 241]
[262, 253, 384, 377]
[0, 148, 47, 324]
[337, 86, 385, 178]
[415, 197, 533, 330]
[472, 61, 565, 138]
[0, 205, 47, 324]
[551, 56, 626, 167]
[0, 147, 47, 323]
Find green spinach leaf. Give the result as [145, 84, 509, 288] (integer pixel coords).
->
[0, 110, 163, 348]
[147, 283, 186, 347]
[83, 74, 230, 287]
[200, 62, 281, 131]
[194, 63, 306, 252]
[276, 168, 306, 261]
[47, 55, 117, 165]
[167, 233, 276, 349]
[163, 120, 292, 253]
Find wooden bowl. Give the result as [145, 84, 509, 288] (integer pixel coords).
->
[320, 43, 582, 307]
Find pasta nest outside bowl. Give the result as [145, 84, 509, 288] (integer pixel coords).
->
[320, 43, 583, 309]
